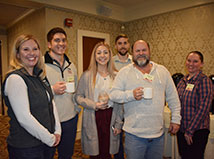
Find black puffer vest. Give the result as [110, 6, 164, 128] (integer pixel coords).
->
[2, 67, 55, 148]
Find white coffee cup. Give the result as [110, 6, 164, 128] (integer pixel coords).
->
[65, 82, 75, 93]
[143, 87, 153, 99]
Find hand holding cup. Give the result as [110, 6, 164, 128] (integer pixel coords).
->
[98, 91, 109, 103]
[53, 81, 66, 95]
[133, 87, 153, 100]
[133, 87, 144, 100]
[65, 82, 75, 93]
[96, 91, 109, 110]
[143, 87, 153, 99]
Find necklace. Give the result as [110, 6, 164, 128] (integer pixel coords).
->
[98, 71, 109, 77]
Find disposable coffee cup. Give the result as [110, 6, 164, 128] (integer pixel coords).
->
[65, 82, 75, 93]
[143, 87, 153, 99]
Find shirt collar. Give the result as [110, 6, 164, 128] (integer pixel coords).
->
[184, 71, 202, 82]
[44, 51, 71, 66]
[114, 53, 132, 63]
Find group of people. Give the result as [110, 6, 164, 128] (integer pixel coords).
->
[1, 27, 213, 159]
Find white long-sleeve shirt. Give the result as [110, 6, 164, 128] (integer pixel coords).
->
[4, 74, 61, 147]
[94, 73, 114, 107]
[110, 62, 181, 138]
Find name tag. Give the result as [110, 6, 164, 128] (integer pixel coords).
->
[186, 84, 194, 91]
[143, 73, 154, 82]
[67, 76, 74, 82]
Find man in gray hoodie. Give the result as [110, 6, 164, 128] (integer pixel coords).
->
[110, 40, 181, 159]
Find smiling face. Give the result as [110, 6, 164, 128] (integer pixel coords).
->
[132, 40, 150, 67]
[115, 37, 130, 56]
[17, 39, 40, 74]
[95, 45, 110, 67]
[186, 52, 203, 75]
[48, 33, 67, 56]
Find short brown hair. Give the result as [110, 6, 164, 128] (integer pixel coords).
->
[115, 34, 128, 44]
[47, 27, 67, 42]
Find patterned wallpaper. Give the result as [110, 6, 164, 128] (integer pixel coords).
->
[6, 3, 214, 77]
[45, 7, 122, 67]
[6, 7, 122, 72]
[125, 3, 214, 76]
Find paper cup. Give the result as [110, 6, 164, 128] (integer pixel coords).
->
[65, 82, 75, 93]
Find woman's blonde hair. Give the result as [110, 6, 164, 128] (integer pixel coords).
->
[88, 42, 117, 86]
[8, 34, 46, 79]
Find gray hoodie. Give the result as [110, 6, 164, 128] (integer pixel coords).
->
[110, 62, 181, 138]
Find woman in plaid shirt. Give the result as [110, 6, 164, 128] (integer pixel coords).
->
[177, 51, 213, 159]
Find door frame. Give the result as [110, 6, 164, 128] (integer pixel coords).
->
[77, 29, 110, 79]
[76, 30, 110, 140]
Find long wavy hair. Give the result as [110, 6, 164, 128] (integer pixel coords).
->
[8, 34, 46, 79]
[88, 42, 117, 87]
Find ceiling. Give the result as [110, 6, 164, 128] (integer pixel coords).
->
[103, 0, 144, 7]
[0, 0, 213, 29]
[0, 0, 44, 28]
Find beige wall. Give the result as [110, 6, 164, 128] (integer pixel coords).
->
[7, 7, 123, 68]
[5, 3, 214, 76]
[125, 3, 214, 76]
[45, 7, 122, 66]
[7, 8, 46, 60]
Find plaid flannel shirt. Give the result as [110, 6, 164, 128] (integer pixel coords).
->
[177, 71, 213, 136]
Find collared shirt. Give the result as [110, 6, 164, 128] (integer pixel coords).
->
[177, 71, 213, 136]
[113, 54, 132, 71]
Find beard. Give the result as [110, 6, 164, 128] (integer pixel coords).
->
[133, 54, 150, 67]
[118, 48, 128, 56]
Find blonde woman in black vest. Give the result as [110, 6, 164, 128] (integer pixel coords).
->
[2, 35, 61, 159]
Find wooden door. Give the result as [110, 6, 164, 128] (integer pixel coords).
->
[83, 36, 104, 71]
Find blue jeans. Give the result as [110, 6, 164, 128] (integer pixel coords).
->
[57, 114, 78, 159]
[125, 132, 164, 159]
[8, 144, 55, 159]
[114, 131, 124, 159]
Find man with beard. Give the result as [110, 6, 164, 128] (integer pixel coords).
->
[113, 34, 132, 71]
[110, 40, 181, 159]
[112, 34, 132, 159]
